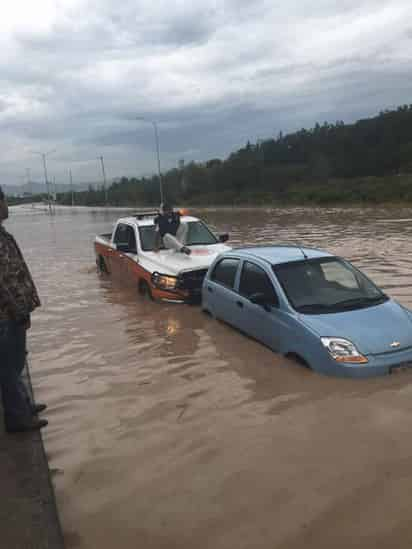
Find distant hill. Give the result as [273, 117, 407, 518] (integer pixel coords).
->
[3, 181, 97, 197]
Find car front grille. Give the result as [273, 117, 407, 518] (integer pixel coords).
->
[177, 269, 208, 291]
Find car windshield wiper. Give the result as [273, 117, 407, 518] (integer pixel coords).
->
[330, 295, 386, 309]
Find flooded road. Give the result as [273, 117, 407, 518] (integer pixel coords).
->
[8, 205, 412, 548]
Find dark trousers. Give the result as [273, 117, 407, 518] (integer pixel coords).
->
[0, 320, 31, 429]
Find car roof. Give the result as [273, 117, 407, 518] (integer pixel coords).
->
[117, 215, 199, 227]
[225, 245, 334, 265]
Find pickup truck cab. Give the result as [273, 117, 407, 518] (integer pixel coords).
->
[94, 210, 231, 303]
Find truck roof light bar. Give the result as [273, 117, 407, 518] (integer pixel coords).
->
[133, 210, 159, 220]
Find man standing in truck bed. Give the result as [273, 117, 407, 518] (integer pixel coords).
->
[154, 203, 191, 255]
[0, 186, 48, 433]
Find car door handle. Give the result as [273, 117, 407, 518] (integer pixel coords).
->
[207, 286, 213, 293]
[236, 301, 243, 308]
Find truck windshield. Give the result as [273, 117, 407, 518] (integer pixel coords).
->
[139, 221, 218, 251]
[273, 257, 388, 314]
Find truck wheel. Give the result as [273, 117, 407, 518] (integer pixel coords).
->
[97, 255, 108, 274]
[138, 280, 154, 301]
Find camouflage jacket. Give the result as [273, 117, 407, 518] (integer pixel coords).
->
[0, 225, 41, 322]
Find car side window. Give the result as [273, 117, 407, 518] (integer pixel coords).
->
[239, 261, 278, 304]
[113, 224, 128, 245]
[113, 224, 137, 253]
[211, 258, 239, 289]
[126, 226, 137, 253]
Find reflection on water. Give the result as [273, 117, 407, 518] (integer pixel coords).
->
[7, 205, 412, 549]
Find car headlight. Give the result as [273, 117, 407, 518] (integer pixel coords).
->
[151, 272, 178, 291]
[321, 337, 368, 364]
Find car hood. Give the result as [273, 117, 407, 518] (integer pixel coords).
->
[300, 300, 412, 355]
[140, 244, 231, 276]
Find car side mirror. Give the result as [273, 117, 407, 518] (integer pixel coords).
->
[116, 243, 131, 253]
[218, 233, 229, 243]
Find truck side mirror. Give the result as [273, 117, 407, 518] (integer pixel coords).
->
[219, 233, 229, 243]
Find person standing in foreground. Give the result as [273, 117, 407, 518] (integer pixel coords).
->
[154, 203, 191, 255]
[0, 186, 48, 433]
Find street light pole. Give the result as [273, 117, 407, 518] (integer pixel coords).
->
[33, 149, 55, 214]
[26, 168, 34, 208]
[152, 121, 163, 203]
[53, 176, 57, 204]
[98, 155, 108, 206]
[42, 154, 52, 214]
[26, 168, 32, 197]
[69, 169, 75, 206]
[137, 117, 164, 203]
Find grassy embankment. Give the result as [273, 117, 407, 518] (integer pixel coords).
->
[189, 175, 412, 207]
[9, 175, 412, 208]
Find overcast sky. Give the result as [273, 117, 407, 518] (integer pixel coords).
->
[1, 0, 412, 185]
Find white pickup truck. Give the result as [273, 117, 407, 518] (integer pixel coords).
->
[94, 210, 231, 303]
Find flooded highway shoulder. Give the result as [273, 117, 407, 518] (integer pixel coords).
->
[7, 205, 412, 548]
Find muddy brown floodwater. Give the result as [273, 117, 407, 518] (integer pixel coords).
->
[7, 205, 412, 549]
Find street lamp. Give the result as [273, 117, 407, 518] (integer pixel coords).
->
[98, 155, 109, 206]
[68, 169, 75, 207]
[32, 149, 56, 214]
[136, 117, 163, 203]
[25, 168, 31, 195]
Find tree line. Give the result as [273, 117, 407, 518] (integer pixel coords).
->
[57, 104, 412, 206]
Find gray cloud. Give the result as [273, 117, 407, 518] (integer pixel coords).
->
[1, 0, 412, 185]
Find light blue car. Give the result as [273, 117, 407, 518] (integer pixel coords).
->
[201, 246, 412, 378]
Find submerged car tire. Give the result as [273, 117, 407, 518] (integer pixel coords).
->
[97, 255, 108, 274]
[138, 279, 154, 301]
[202, 306, 215, 318]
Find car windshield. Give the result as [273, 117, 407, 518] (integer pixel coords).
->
[139, 221, 218, 251]
[273, 257, 388, 314]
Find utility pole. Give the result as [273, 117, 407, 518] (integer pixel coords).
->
[26, 168, 34, 208]
[178, 159, 186, 192]
[53, 176, 57, 204]
[33, 149, 55, 215]
[26, 168, 31, 194]
[25, 168, 34, 207]
[42, 154, 52, 214]
[153, 121, 163, 203]
[256, 138, 265, 187]
[136, 117, 164, 203]
[98, 155, 108, 206]
[69, 169, 75, 206]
